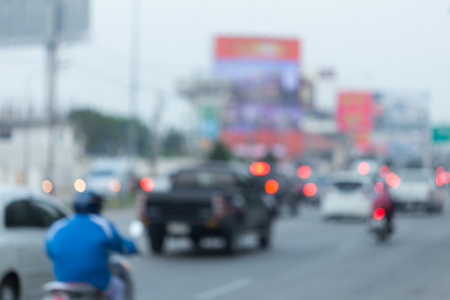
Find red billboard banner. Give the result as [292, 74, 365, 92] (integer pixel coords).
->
[336, 91, 373, 152]
[215, 37, 300, 61]
[336, 91, 373, 133]
[220, 130, 303, 159]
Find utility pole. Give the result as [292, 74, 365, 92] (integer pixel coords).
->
[150, 92, 165, 175]
[45, 0, 60, 188]
[24, 71, 39, 185]
[127, 0, 141, 165]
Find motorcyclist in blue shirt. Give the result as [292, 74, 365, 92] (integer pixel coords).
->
[46, 191, 137, 300]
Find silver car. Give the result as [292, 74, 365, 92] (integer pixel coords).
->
[0, 185, 68, 300]
[390, 168, 443, 212]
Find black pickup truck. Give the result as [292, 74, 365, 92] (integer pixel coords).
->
[137, 164, 276, 254]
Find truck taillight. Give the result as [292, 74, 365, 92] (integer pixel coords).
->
[212, 193, 226, 218]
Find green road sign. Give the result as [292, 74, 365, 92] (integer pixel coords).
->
[433, 127, 450, 143]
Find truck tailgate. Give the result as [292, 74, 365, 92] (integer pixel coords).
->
[146, 190, 214, 219]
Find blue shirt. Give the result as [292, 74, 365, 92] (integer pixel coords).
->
[45, 213, 137, 290]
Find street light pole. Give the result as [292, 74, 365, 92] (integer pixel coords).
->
[45, 0, 60, 190]
[127, 0, 141, 165]
[23, 71, 40, 185]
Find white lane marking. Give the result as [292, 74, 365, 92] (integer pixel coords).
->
[337, 238, 360, 252]
[195, 278, 253, 300]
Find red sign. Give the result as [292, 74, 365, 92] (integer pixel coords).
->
[215, 36, 300, 61]
[336, 91, 373, 151]
[220, 129, 303, 159]
[336, 91, 373, 132]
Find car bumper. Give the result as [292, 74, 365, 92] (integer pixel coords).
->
[147, 217, 236, 237]
[321, 201, 371, 218]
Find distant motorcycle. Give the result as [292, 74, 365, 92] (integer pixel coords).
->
[369, 208, 392, 243]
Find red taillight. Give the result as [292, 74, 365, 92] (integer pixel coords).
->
[303, 183, 317, 197]
[297, 166, 312, 179]
[250, 162, 270, 176]
[49, 296, 69, 300]
[212, 193, 226, 218]
[140, 177, 154, 192]
[265, 179, 279, 194]
[373, 208, 385, 220]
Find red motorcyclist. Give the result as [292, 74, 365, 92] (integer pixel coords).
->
[372, 183, 395, 231]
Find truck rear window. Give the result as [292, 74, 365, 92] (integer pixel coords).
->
[173, 171, 237, 188]
[334, 182, 363, 191]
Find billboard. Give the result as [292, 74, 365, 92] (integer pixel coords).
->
[372, 91, 429, 164]
[336, 91, 373, 151]
[372, 91, 428, 130]
[214, 36, 302, 158]
[0, 0, 89, 46]
[199, 103, 220, 140]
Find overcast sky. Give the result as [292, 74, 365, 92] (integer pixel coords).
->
[1, 0, 450, 131]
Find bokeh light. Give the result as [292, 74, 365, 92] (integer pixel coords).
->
[374, 182, 384, 194]
[436, 166, 445, 175]
[297, 166, 312, 179]
[303, 183, 317, 197]
[140, 177, 154, 192]
[42, 180, 53, 194]
[379, 165, 390, 178]
[250, 162, 270, 176]
[265, 179, 279, 194]
[74, 179, 87, 193]
[358, 162, 370, 176]
[109, 179, 121, 193]
[445, 172, 450, 185]
[386, 172, 401, 189]
[436, 173, 445, 187]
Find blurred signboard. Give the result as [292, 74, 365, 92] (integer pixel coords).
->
[336, 91, 373, 151]
[372, 91, 428, 130]
[336, 91, 373, 132]
[0, 0, 89, 46]
[214, 36, 302, 158]
[372, 91, 429, 165]
[432, 127, 450, 143]
[199, 103, 220, 140]
[177, 78, 231, 99]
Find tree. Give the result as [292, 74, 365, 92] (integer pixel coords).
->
[163, 129, 186, 156]
[69, 109, 152, 157]
[208, 141, 232, 161]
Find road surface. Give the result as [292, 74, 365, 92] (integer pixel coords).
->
[106, 204, 450, 300]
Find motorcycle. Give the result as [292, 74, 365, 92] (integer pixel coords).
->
[369, 207, 392, 243]
[42, 220, 144, 300]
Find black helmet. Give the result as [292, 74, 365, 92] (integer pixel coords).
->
[74, 190, 103, 214]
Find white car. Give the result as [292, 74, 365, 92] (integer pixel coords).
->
[0, 185, 68, 300]
[391, 168, 443, 212]
[321, 171, 372, 219]
[85, 158, 136, 198]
